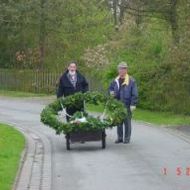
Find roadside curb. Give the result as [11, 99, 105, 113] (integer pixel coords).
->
[12, 126, 28, 190]
[2, 121, 52, 190]
[134, 120, 190, 144]
[163, 127, 190, 144]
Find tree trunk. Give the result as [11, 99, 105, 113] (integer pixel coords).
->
[134, 0, 142, 26]
[119, 0, 126, 24]
[39, 0, 46, 70]
[113, 0, 118, 27]
[170, 0, 179, 43]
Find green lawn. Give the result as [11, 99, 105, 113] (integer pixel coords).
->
[133, 109, 190, 126]
[87, 104, 190, 126]
[0, 123, 25, 190]
[0, 90, 47, 97]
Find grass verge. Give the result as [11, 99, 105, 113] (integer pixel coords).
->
[87, 104, 190, 126]
[0, 123, 25, 190]
[0, 90, 48, 97]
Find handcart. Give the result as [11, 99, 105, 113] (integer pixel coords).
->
[65, 129, 106, 150]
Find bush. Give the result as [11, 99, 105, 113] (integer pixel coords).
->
[102, 18, 190, 115]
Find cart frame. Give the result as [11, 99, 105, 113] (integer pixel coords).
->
[65, 129, 106, 150]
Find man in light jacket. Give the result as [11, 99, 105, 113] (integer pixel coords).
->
[109, 62, 138, 144]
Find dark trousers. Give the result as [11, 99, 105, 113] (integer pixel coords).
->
[66, 105, 84, 122]
[117, 114, 132, 141]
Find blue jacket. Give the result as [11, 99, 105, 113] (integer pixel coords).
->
[109, 76, 138, 107]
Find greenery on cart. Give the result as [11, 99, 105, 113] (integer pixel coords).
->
[41, 91, 128, 134]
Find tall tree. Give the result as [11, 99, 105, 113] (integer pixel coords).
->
[108, 0, 180, 42]
[39, 0, 46, 70]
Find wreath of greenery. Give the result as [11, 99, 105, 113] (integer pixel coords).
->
[41, 91, 128, 134]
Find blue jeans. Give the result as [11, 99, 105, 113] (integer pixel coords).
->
[117, 116, 131, 141]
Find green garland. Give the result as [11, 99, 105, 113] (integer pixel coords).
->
[41, 91, 128, 134]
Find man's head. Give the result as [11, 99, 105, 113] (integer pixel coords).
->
[68, 61, 77, 75]
[118, 62, 128, 78]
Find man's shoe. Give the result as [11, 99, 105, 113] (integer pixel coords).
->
[123, 139, 130, 144]
[115, 139, 123, 144]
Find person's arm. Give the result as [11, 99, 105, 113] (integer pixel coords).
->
[109, 80, 116, 97]
[131, 79, 138, 106]
[57, 78, 64, 98]
[109, 80, 115, 92]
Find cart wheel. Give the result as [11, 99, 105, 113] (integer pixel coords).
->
[66, 134, 70, 150]
[102, 131, 106, 149]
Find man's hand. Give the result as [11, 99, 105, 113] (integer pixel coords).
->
[110, 91, 115, 97]
[130, 105, 136, 112]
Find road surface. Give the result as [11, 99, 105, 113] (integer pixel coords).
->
[0, 97, 190, 190]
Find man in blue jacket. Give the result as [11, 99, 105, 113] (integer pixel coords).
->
[109, 62, 138, 144]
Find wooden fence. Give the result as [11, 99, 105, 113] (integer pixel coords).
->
[0, 69, 104, 94]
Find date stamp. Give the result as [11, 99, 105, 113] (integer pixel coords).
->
[162, 167, 190, 176]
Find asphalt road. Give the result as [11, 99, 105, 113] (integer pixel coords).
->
[0, 97, 190, 190]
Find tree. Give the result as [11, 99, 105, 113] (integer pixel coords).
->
[108, 0, 180, 42]
[0, 0, 112, 70]
[39, 0, 46, 70]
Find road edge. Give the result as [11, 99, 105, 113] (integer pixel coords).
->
[12, 127, 28, 190]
